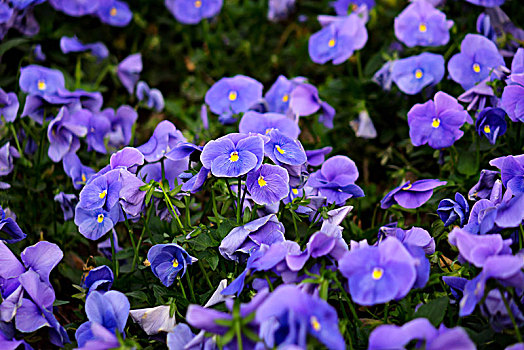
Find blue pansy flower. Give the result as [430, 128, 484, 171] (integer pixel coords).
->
[147, 244, 197, 287]
[391, 52, 445, 95]
[437, 192, 470, 227]
[476, 107, 507, 145]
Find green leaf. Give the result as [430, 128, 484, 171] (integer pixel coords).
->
[414, 296, 449, 327]
[125, 291, 148, 303]
[457, 152, 478, 176]
[53, 300, 69, 306]
[0, 38, 29, 56]
[187, 232, 218, 251]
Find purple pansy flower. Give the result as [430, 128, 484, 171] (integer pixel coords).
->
[331, 0, 375, 15]
[368, 318, 475, 350]
[107, 105, 138, 147]
[117, 53, 142, 95]
[97, 0, 133, 27]
[476, 107, 507, 145]
[0, 89, 19, 123]
[60, 36, 109, 60]
[205, 75, 263, 124]
[53, 192, 77, 221]
[219, 214, 285, 261]
[136, 81, 164, 112]
[391, 52, 445, 95]
[465, 0, 505, 8]
[47, 107, 88, 162]
[256, 285, 345, 350]
[264, 75, 306, 114]
[201, 133, 265, 178]
[379, 225, 435, 254]
[394, 0, 453, 47]
[0, 206, 26, 244]
[264, 129, 306, 166]
[137, 120, 186, 162]
[78, 170, 122, 211]
[63, 152, 96, 190]
[75, 322, 119, 350]
[74, 204, 121, 240]
[147, 244, 197, 287]
[268, 0, 295, 21]
[380, 179, 447, 209]
[448, 34, 505, 90]
[477, 13, 497, 42]
[407, 91, 469, 149]
[350, 109, 377, 139]
[19, 65, 65, 97]
[0, 142, 19, 176]
[49, 0, 100, 16]
[239, 111, 300, 139]
[75, 290, 130, 347]
[339, 237, 417, 305]
[82, 265, 114, 294]
[130, 305, 177, 336]
[469, 169, 499, 201]
[246, 164, 290, 206]
[501, 73, 524, 122]
[307, 155, 364, 205]
[289, 83, 336, 128]
[305, 146, 332, 166]
[448, 228, 511, 267]
[309, 13, 367, 65]
[85, 110, 112, 154]
[119, 169, 147, 217]
[165, 0, 223, 25]
[437, 192, 470, 227]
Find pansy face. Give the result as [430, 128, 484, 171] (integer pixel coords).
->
[246, 164, 290, 205]
[97, 0, 132, 27]
[476, 107, 507, 145]
[166, 0, 223, 25]
[19, 65, 65, 96]
[264, 129, 306, 166]
[74, 205, 120, 240]
[391, 53, 445, 95]
[147, 244, 196, 287]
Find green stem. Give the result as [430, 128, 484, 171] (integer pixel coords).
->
[500, 288, 523, 343]
[179, 278, 188, 300]
[356, 51, 363, 80]
[224, 178, 237, 213]
[109, 231, 119, 279]
[236, 177, 242, 224]
[198, 260, 214, 290]
[265, 274, 274, 292]
[131, 200, 154, 270]
[185, 271, 196, 303]
[9, 123, 24, 159]
[161, 184, 185, 233]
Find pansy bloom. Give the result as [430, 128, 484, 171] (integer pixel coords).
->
[309, 14, 367, 65]
[165, 0, 223, 25]
[201, 133, 265, 178]
[47, 107, 88, 162]
[239, 111, 300, 139]
[476, 107, 507, 145]
[339, 237, 417, 305]
[246, 164, 290, 206]
[97, 0, 133, 27]
[264, 129, 306, 166]
[391, 52, 445, 95]
[465, 0, 505, 7]
[74, 204, 121, 240]
[19, 65, 65, 97]
[501, 74, 524, 123]
[380, 179, 447, 209]
[307, 155, 364, 205]
[394, 0, 453, 47]
[0, 206, 26, 243]
[408, 91, 469, 149]
[331, 0, 375, 15]
[117, 53, 142, 95]
[438, 192, 470, 227]
[448, 34, 505, 90]
[147, 244, 197, 287]
[60, 36, 109, 60]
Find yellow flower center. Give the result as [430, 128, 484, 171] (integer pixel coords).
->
[328, 39, 336, 47]
[275, 145, 285, 154]
[292, 188, 298, 195]
[484, 125, 491, 134]
[265, 128, 273, 135]
[173, 259, 179, 268]
[194, 0, 202, 7]
[282, 94, 289, 103]
[99, 190, 107, 199]
[37, 80, 46, 91]
[310, 316, 321, 331]
[228, 91, 238, 101]
[473, 63, 481, 73]
[229, 151, 239, 162]
[432, 118, 440, 128]
[81, 173, 87, 183]
[97, 214, 104, 223]
[415, 69, 423, 79]
[372, 267, 384, 280]
[258, 176, 267, 187]
[110, 7, 117, 16]
[419, 23, 427, 33]
[403, 183, 412, 190]
[143, 259, 151, 267]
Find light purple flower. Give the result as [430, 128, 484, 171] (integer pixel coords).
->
[289, 83, 336, 128]
[264, 129, 306, 166]
[137, 120, 186, 162]
[501, 73, 524, 122]
[408, 91, 469, 149]
[391, 52, 445, 95]
[394, 0, 453, 47]
[136, 81, 164, 112]
[54, 192, 77, 221]
[165, 0, 223, 25]
[246, 164, 290, 206]
[19, 65, 65, 96]
[97, 0, 133, 27]
[49, 0, 100, 16]
[47, 107, 88, 162]
[0, 142, 19, 177]
[465, 0, 505, 8]
[107, 105, 138, 147]
[448, 34, 505, 90]
[0, 89, 19, 123]
[117, 53, 142, 95]
[239, 111, 300, 139]
[268, 0, 295, 21]
[60, 36, 109, 60]
[380, 179, 447, 209]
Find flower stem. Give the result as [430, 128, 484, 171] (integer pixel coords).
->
[198, 260, 213, 290]
[109, 231, 119, 279]
[236, 177, 242, 224]
[500, 288, 523, 343]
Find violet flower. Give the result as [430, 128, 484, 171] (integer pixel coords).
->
[407, 91, 469, 149]
[289, 83, 336, 128]
[0, 142, 19, 176]
[78, 170, 122, 211]
[264, 75, 306, 114]
[117, 53, 142, 95]
[0, 88, 19, 123]
[448, 34, 505, 90]
[380, 179, 447, 209]
[136, 81, 164, 112]
[0, 206, 26, 243]
[205, 75, 263, 124]
[147, 243, 197, 287]
[137, 120, 186, 162]
[165, 0, 223, 25]
[19, 65, 65, 97]
[74, 204, 121, 240]
[107, 105, 138, 148]
[96, 0, 133, 27]
[331, 0, 375, 15]
[268, 0, 295, 21]
[501, 73, 524, 122]
[305, 146, 332, 166]
[465, 0, 505, 7]
[309, 13, 368, 65]
[394, 0, 453, 47]
[201, 133, 265, 178]
[468, 169, 499, 201]
[49, 0, 100, 16]
[339, 237, 417, 305]
[307, 155, 364, 205]
[391, 52, 445, 95]
[63, 152, 96, 190]
[437, 192, 469, 227]
[60, 36, 109, 60]
[246, 164, 290, 206]
[476, 107, 507, 145]
[82, 265, 114, 294]
[54, 192, 78, 221]
[239, 111, 300, 139]
[264, 129, 306, 166]
[219, 214, 285, 262]
[47, 107, 88, 162]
